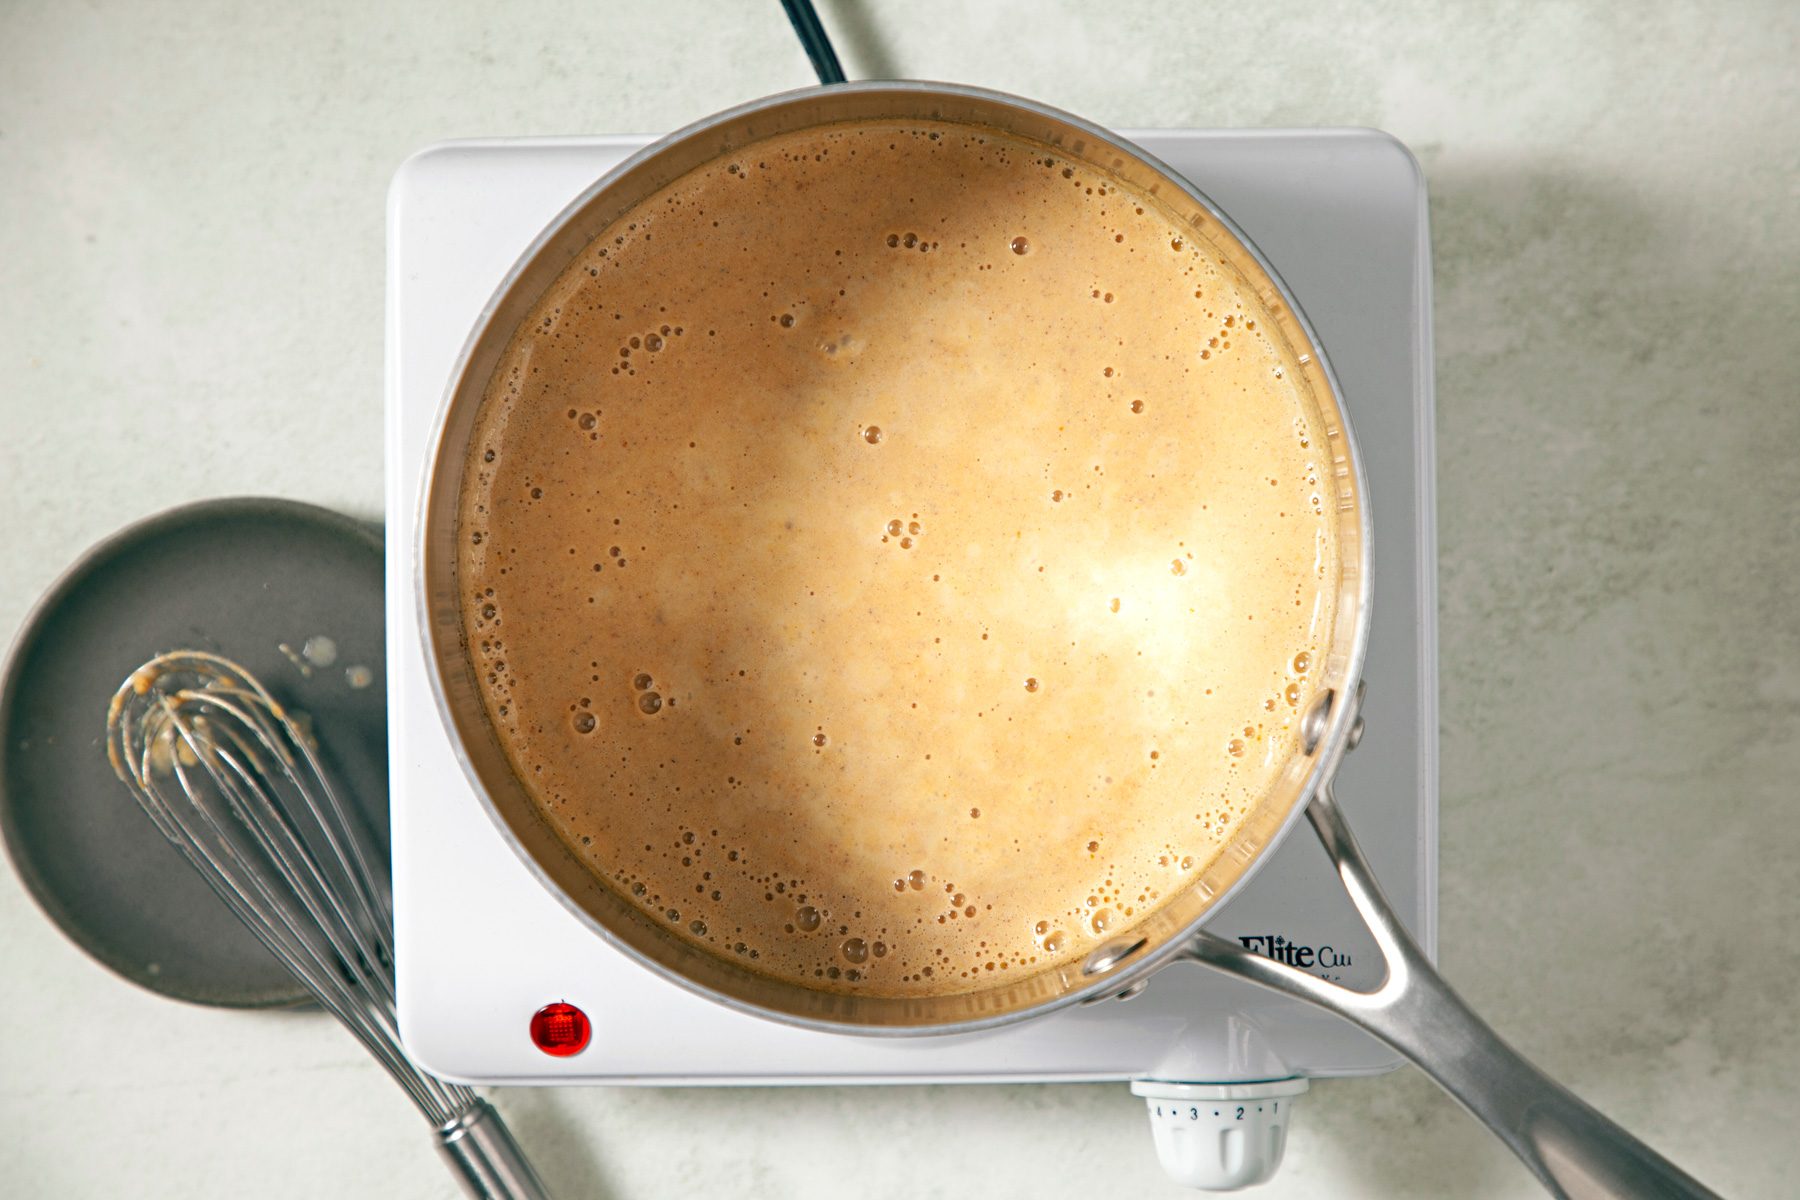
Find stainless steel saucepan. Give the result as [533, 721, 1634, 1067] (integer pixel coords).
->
[417, 82, 1718, 1199]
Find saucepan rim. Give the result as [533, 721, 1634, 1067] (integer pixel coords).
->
[415, 80, 1373, 1035]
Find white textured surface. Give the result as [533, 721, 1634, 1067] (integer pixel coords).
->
[2, 2, 1796, 1196]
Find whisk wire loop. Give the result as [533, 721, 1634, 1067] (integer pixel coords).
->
[105, 652, 483, 1129]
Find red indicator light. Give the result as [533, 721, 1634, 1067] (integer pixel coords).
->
[529, 1001, 592, 1057]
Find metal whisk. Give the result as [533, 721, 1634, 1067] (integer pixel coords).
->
[106, 650, 551, 1200]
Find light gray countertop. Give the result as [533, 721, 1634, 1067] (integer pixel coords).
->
[3, 2, 1796, 1196]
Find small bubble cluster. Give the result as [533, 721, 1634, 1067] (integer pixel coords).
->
[882, 513, 924, 549]
[632, 671, 664, 716]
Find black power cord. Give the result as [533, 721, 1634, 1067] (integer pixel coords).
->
[780, 0, 847, 85]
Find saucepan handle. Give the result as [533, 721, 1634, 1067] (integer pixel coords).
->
[1181, 782, 1720, 1199]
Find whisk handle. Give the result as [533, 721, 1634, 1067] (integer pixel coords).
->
[437, 1100, 554, 1200]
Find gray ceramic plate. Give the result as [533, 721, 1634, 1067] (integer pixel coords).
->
[0, 497, 387, 1007]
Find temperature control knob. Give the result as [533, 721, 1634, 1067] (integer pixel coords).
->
[1131, 1078, 1309, 1191]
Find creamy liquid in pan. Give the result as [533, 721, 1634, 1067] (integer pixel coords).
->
[457, 120, 1339, 996]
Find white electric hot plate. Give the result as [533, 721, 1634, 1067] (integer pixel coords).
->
[386, 127, 1437, 1191]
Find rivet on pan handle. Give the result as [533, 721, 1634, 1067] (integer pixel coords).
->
[1078, 936, 1152, 1004]
[1302, 682, 1367, 757]
[1083, 936, 1150, 975]
[1300, 688, 1334, 754]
